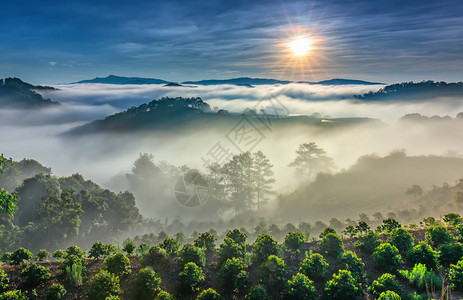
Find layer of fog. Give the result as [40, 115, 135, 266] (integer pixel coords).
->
[2, 83, 463, 221]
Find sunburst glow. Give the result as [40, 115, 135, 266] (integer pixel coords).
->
[289, 37, 312, 56]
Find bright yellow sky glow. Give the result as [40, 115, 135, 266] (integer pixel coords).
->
[289, 37, 312, 56]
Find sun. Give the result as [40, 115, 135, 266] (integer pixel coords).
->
[288, 37, 312, 56]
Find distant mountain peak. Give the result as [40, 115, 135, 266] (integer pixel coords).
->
[73, 75, 169, 85]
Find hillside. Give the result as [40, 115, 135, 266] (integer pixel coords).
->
[0, 78, 59, 108]
[355, 81, 463, 101]
[73, 75, 170, 85]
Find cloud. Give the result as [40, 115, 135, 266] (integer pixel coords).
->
[48, 61, 57, 66]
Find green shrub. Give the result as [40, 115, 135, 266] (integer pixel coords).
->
[245, 284, 268, 300]
[0, 290, 28, 300]
[178, 262, 205, 294]
[425, 225, 453, 249]
[104, 296, 120, 300]
[283, 232, 305, 254]
[104, 253, 131, 276]
[45, 283, 67, 300]
[177, 244, 206, 269]
[66, 245, 85, 258]
[89, 242, 116, 259]
[218, 237, 245, 266]
[354, 231, 381, 254]
[87, 270, 121, 300]
[122, 239, 136, 255]
[10, 248, 32, 265]
[407, 242, 438, 269]
[20, 263, 51, 288]
[226, 229, 247, 246]
[252, 234, 279, 264]
[52, 250, 66, 261]
[370, 273, 402, 297]
[219, 257, 248, 292]
[65, 262, 84, 286]
[324, 269, 362, 300]
[133, 268, 161, 299]
[156, 290, 174, 300]
[438, 242, 463, 267]
[377, 218, 401, 233]
[258, 255, 287, 293]
[399, 263, 442, 291]
[1, 253, 11, 265]
[197, 288, 224, 300]
[443, 213, 462, 226]
[143, 246, 168, 266]
[373, 243, 403, 272]
[299, 253, 329, 280]
[449, 259, 463, 290]
[35, 249, 50, 262]
[377, 291, 402, 300]
[338, 251, 364, 280]
[0, 270, 8, 292]
[160, 238, 180, 254]
[284, 273, 317, 300]
[319, 233, 343, 257]
[194, 232, 217, 251]
[388, 228, 414, 252]
[319, 227, 337, 239]
[137, 243, 150, 256]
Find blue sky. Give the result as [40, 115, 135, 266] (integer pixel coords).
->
[1, 0, 462, 84]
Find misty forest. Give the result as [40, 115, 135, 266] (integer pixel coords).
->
[2, 0, 463, 299]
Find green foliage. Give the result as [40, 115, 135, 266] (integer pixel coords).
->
[177, 244, 206, 269]
[399, 263, 442, 291]
[219, 257, 248, 292]
[377, 291, 402, 300]
[89, 242, 116, 259]
[160, 238, 180, 254]
[156, 290, 174, 300]
[323, 269, 362, 300]
[337, 251, 364, 280]
[137, 243, 150, 256]
[87, 270, 121, 300]
[218, 237, 245, 266]
[355, 221, 370, 235]
[354, 231, 381, 254]
[35, 249, 50, 262]
[319, 227, 336, 239]
[373, 243, 403, 272]
[388, 228, 414, 252]
[66, 245, 85, 258]
[194, 232, 216, 251]
[19, 263, 51, 287]
[178, 262, 205, 294]
[0, 290, 28, 300]
[245, 284, 268, 300]
[258, 255, 287, 293]
[284, 273, 317, 300]
[226, 229, 247, 246]
[370, 273, 402, 297]
[133, 268, 161, 300]
[52, 250, 66, 260]
[252, 234, 279, 264]
[197, 288, 224, 300]
[407, 242, 438, 269]
[319, 233, 343, 257]
[438, 242, 463, 267]
[283, 231, 305, 254]
[0, 188, 19, 216]
[299, 253, 329, 280]
[443, 213, 463, 226]
[449, 259, 463, 290]
[104, 252, 131, 276]
[0, 270, 8, 292]
[45, 283, 67, 300]
[425, 225, 453, 249]
[10, 247, 32, 265]
[142, 246, 168, 267]
[377, 218, 401, 233]
[1, 253, 11, 265]
[65, 262, 84, 286]
[122, 239, 136, 255]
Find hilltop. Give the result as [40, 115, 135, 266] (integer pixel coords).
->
[0, 78, 59, 109]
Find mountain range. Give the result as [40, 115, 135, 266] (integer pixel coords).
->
[0, 77, 59, 109]
[73, 75, 384, 86]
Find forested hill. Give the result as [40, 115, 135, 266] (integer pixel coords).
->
[355, 81, 463, 101]
[0, 77, 59, 108]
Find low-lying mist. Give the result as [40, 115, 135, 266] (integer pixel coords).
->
[2, 83, 463, 224]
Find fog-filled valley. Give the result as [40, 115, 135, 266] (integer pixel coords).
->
[2, 78, 463, 254]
